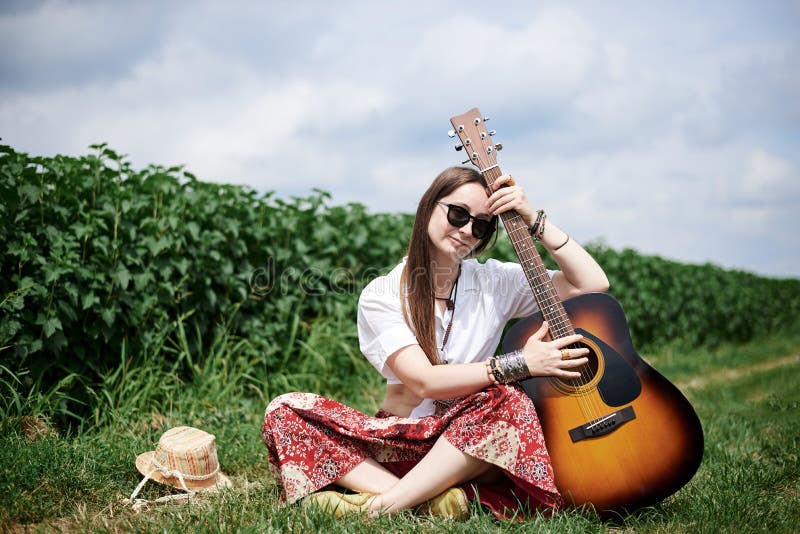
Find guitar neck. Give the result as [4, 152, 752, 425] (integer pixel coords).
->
[481, 167, 576, 340]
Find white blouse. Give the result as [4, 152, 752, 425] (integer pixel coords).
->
[357, 257, 553, 418]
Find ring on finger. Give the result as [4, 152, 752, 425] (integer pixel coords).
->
[561, 349, 570, 360]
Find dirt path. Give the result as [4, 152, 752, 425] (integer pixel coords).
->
[677, 354, 800, 391]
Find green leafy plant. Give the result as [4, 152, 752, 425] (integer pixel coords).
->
[1, 143, 798, 427]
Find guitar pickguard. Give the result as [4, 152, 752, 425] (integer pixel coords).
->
[577, 327, 642, 407]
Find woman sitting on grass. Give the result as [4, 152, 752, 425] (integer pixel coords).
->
[262, 166, 609, 518]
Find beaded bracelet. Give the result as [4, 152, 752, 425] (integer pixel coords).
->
[488, 357, 503, 384]
[538, 214, 547, 240]
[529, 210, 546, 241]
[486, 359, 500, 385]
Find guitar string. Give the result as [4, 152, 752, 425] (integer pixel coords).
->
[502, 193, 602, 421]
[472, 131, 601, 421]
[473, 121, 639, 437]
[501, 186, 603, 422]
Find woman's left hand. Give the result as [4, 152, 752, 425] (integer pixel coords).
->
[485, 174, 537, 226]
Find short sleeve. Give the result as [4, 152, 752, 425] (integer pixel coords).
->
[357, 275, 418, 383]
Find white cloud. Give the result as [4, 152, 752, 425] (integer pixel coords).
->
[2, 29, 390, 192]
[367, 155, 446, 212]
[739, 149, 798, 200]
[0, 0, 164, 87]
[1, 1, 798, 277]
[398, 7, 599, 113]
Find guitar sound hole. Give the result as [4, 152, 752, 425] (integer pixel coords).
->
[560, 342, 599, 388]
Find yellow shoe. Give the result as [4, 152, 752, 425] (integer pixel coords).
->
[416, 487, 470, 519]
[303, 491, 372, 517]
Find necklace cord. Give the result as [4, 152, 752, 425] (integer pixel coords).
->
[438, 265, 461, 352]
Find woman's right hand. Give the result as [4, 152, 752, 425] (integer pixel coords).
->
[522, 321, 589, 378]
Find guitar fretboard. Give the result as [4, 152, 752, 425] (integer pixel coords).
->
[482, 167, 575, 340]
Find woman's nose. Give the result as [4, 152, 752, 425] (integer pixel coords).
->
[458, 219, 474, 236]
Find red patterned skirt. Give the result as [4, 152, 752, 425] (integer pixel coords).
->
[261, 384, 561, 519]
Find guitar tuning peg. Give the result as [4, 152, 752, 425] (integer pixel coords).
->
[454, 144, 464, 151]
[484, 116, 490, 122]
[488, 130, 496, 136]
[447, 129, 456, 138]
[495, 143, 503, 151]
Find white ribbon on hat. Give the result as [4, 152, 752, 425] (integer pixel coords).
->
[128, 455, 220, 501]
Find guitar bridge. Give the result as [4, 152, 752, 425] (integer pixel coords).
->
[568, 406, 636, 443]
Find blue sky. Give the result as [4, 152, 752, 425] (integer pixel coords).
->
[2, 0, 798, 277]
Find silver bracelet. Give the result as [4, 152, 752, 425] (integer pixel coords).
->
[495, 349, 530, 383]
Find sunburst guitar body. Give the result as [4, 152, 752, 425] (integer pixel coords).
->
[503, 293, 703, 513]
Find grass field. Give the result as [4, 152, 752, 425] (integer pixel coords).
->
[2, 328, 798, 533]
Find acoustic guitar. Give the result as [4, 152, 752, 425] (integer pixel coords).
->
[449, 107, 704, 514]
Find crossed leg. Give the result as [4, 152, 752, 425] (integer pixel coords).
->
[335, 457, 399, 494]
[335, 434, 493, 515]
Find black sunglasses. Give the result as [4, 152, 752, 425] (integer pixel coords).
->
[437, 202, 496, 240]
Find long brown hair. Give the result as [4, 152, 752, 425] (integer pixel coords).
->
[400, 166, 497, 364]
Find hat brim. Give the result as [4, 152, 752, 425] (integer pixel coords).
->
[135, 451, 233, 492]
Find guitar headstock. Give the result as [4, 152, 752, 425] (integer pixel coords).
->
[449, 107, 501, 172]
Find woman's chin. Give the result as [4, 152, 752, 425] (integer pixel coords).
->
[452, 247, 472, 261]
[431, 238, 473, 263]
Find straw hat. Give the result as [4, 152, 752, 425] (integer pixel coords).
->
[131, 426, 232, 499]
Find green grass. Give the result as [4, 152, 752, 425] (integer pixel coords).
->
[1, 326, 798, 533]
